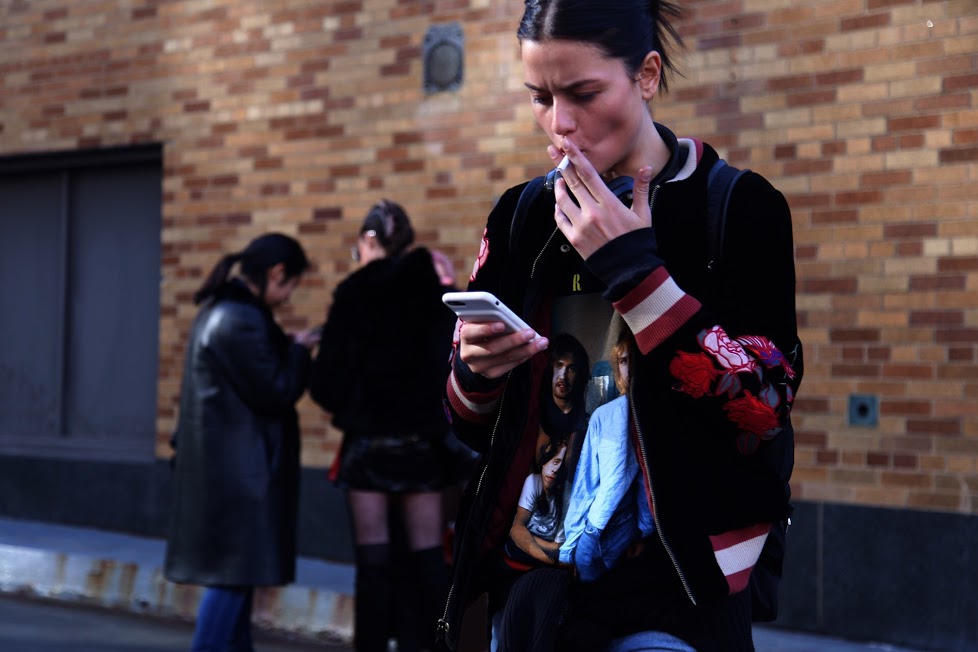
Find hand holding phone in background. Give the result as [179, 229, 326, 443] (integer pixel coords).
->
[293, 324, 322, 349]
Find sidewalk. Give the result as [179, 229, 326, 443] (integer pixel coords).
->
[0, 516, 354, 644]
[0, 516, 930, 651]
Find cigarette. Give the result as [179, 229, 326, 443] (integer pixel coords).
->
[556, 155, 571, 173]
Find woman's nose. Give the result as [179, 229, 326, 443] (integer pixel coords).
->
[551, 100, 575, 137]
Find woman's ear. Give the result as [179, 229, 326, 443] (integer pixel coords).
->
[268, 262, 287, 284]
[359, 236, 387, 264]
[636, 50, 662, 101]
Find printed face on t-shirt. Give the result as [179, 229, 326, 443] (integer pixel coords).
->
[541, 444, 567, 493]
[552, 354, 578, 404]
[617, 348, 630, 386]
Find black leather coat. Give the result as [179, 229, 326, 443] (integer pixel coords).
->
[164, 279, 310, 587]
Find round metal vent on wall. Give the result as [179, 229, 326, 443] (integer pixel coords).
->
[423, 23, 464, 93]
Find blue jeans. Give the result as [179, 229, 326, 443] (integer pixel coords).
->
[607, 631, 697, 652]
[575, 505, 639, 583]
[191, 586, 255, 652]
[492, 613, 696, 652]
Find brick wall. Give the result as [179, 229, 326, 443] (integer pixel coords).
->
[1, 1, 976, 513]
[650, 0, 978, 516]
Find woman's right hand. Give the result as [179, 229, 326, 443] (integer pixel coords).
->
[458, 321, 549, 379]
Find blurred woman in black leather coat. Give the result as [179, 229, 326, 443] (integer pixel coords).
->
[164, 233, 319, 652]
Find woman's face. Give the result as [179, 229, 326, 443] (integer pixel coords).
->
[541, 444, 567, 493]
[263, 263, 301, 309]
[354, 230, 386, 265]
[521, 39, 659, 179]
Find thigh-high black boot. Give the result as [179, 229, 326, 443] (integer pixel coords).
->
[409, 545, 451, 652]
[354, 543, 394, 652]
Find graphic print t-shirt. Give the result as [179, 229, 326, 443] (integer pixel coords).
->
[518, 474, 563, 542]
[503, 255, 640, 569]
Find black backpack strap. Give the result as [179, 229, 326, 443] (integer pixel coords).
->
[510, 175, 547, 253]
[706, 158, 749, 272]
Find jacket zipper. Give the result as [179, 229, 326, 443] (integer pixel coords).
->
[633, 183, 697, 605]
[630, 383, 696, 605]
[438, 232, 554, 648]
[436, 379, 510, 643]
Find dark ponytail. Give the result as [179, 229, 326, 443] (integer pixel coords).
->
[517, 0, 685, 92]
[193, 233, 310, 305]
[193, 253, 241, 305]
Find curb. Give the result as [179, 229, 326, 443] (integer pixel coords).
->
[0, 542, 354, 644]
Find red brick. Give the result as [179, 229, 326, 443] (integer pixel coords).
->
[831, 363, 881, 378]
[785, 159, 833, 176]
[831, 328, 881, 343]
[888, 115, 941, 132]
[803, 278, 857, 294]
[815, 69, 863, 86]
[948, 347, 976, 362]
[944, 73, 978, 92]
[868, 0, 914, 8]
[811, 208, 858, 224]
[917, 93, 972, 112]
[935, 330, 978, 345]
[767, 74, 814, 92]
[881, 400, 931, 416]
[867, 452, 889, 467]
[787, 89, 836, 107]
[699, 33, 742, 50]
[939, 147, 978, 164]
[816, 450, 839, 465]
[895, 241, 923, 256]
[841, 13, 891, 31]
[867, 346, 890, 362]
[937, 257, 978, 273]
[796, 431, 828, 448]
[909, 275, 965, 291]
[882, 364, 934, 380]
[909, 311, 964, 327]
[836, 189, 882, 206]
[906, 419, 961, 436]
[880, 471, 932, 489]
[885, 223, 938, 238]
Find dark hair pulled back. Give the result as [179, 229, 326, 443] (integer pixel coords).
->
[517, 0, 684, 92]
[193, 232, 310, 305]
[360, 199, 415, 258]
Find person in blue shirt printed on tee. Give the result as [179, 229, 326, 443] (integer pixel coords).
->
[560, 327, 654, 581]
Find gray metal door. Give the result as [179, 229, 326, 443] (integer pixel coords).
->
[0, 147, 162, 459]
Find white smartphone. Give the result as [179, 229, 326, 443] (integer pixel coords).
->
[442, 291, 538, 337]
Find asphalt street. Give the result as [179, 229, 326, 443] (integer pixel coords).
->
[0, 594, 349, 652]
[0, 592, 929, 652]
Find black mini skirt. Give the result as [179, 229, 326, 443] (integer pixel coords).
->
[333, 430, 455, 493]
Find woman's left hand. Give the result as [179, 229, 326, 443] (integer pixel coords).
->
[550, 138, 655, 260]
[294, 326, 322, 349]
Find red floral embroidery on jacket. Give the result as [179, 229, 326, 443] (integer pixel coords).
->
[699, 326, 756, 375]
[670, 351, 718, 398]
[670, 325, 796, 455]
[724, 391, 779, 437]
